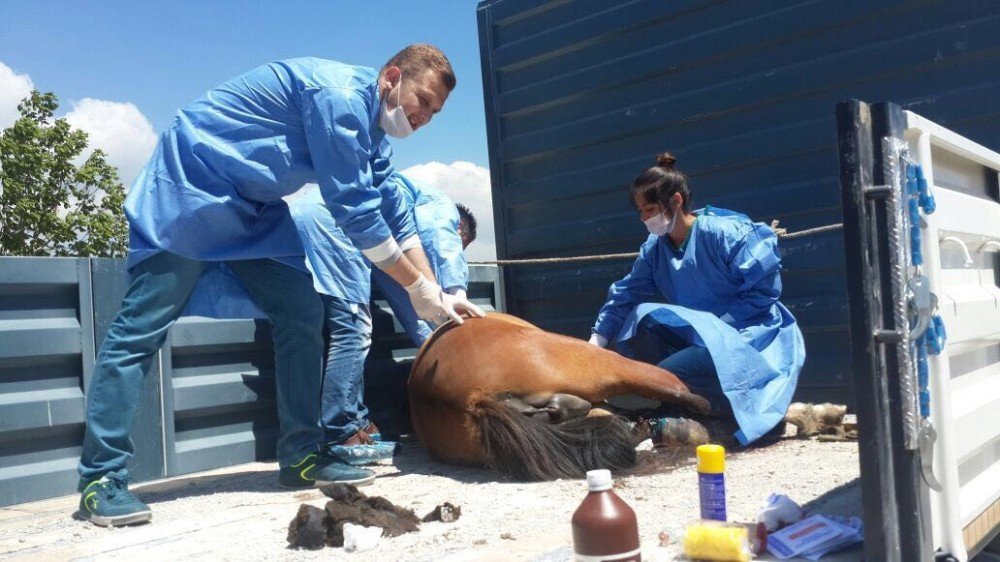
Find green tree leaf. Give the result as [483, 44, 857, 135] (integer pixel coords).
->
[0, 90, 128, 257]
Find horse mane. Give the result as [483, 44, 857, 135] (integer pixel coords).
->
[475, 399, 638, 481]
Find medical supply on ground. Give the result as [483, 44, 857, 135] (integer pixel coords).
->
[342, 522, 382, 553]
[756, 493, 804, 532]
[571, 469, 641, 561]
[766, 514, 863, 560]
[681, 520, 758, 561]
[697, 444, 727, 521]
[799, 515, 863, 560]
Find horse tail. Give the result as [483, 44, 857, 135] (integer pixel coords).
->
[474, 399, 637, 481]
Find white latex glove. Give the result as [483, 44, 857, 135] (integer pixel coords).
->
[588, 333, 608, 348]
[405, 275, 484, 325]
[443, 291, 485, 321]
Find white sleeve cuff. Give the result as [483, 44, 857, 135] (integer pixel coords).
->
[398, 234, 422, 252]
[446, 288, 467, 299]
[588, 333, 609, 348]
[362, 237, 402, 267]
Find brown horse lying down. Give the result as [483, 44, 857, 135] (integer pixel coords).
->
[407, 313, 711, 481]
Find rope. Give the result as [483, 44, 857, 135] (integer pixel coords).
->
[468, 221, 844, 266]
[775, 222, 844, 239]
[470, 252, 641, 266]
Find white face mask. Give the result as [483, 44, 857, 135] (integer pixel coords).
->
[644, 210, 675, 237]
[379, 76, 414, 139]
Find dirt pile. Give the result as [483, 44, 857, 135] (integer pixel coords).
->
[287, 483, 421, 550]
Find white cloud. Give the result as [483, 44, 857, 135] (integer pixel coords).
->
[0, 61, 34, 129]
[64, 98, 157, 188]
[1, 61, 157, 189]
[402, 161, 496, 261]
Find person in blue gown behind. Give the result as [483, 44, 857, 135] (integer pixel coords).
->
[370, 177, 475, 348]
[589, 152, 806, 448]
[289, 173, 477, 466]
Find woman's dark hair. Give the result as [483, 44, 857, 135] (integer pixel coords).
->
[629, 151, 692, 213]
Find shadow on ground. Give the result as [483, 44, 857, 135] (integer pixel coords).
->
[388, 437, 504, 485]
[802, 477, 862, 516]
[135, 468, 287, 503]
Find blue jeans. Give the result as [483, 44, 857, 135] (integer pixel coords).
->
[78, 251, 325, 487]
[320, 296, 372, 444]
[632, 316, 732, 418]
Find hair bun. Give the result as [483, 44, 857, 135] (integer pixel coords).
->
[656, 152, 677, 170]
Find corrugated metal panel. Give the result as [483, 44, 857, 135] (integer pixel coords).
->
[164, 317, 277, 476]
[477, 0, 1000, 406]
[0, 257, 94, 507]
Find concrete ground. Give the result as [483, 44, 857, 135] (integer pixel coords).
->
[0, 431, 869, 562]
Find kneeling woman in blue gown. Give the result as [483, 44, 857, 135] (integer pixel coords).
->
[589, 152, 806, 447]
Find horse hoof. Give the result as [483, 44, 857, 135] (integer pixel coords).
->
[545, 394, 592, 423]
[653, 417, 710, 448]
[498, 392, 594, 424]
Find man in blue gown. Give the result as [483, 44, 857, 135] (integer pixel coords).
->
[76, 45, 483, 527]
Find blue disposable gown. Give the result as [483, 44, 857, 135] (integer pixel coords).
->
[181, 174, 467, 343]
[371, 176, 468, 346]
[592, 207, 806, 445]
[291, 171, 417, 304]
[180, 173, 416, 318]
[126, 57, 398, 269]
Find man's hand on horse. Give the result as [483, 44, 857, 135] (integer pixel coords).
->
[406, 275, 485, 326]
[440, 291, 485, 324]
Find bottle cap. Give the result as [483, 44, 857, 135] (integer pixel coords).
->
[586, 469, 613, 491]
[696, 444, 726, 474]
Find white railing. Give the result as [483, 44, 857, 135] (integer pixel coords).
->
[905, 112, 1000, 561]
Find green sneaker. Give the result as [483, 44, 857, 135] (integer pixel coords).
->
[78, 470, 152, 527]
[278, 452, 376, 489]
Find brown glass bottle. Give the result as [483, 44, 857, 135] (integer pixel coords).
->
[571, 469, 641, 562]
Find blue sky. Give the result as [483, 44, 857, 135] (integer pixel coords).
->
[0, 0, 490, 171]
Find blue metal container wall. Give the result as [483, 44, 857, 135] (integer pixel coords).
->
[163, 317, 278, 476]
[477, 0, 1000, 406]
[0, 258, 94, 506]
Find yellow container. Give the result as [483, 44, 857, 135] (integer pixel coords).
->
[682, 521, 752, 562]
[696, 444, 726, 474]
